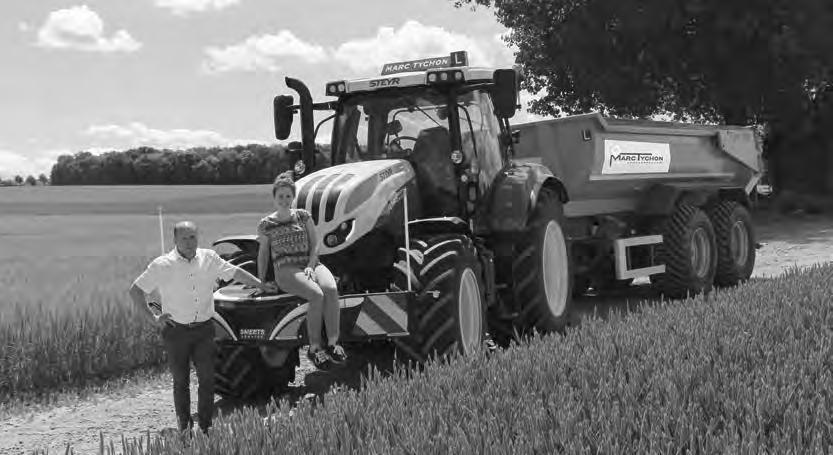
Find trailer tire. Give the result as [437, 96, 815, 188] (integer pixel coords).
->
[511, 188, 574, 334]
[708, 201, 755, 287]
[653, 204, 718, 298]
[214, 345, 298, 402]
[391, 234, 486, 363]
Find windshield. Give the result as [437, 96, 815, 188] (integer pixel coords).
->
[333, 89, 451, 164]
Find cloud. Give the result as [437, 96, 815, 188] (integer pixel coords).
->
[332, 20, 515, 74]
[201, 21, 519, 75]
[153, 0, 241, 15]
[201, 30, 328, 74]
[36, 5, 141, 53]
[84, 122, 261, 150]
[0, 149, 67, 179]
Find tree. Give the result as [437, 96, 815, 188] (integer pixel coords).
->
[454, 0, 833, 193]
[38, 174, 49, 185]
[13, 175, 23, 185]
[25, 175, 36, 186]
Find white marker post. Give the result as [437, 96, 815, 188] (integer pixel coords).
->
[403, 188, 412, 292]
[158, 206, 165, 255]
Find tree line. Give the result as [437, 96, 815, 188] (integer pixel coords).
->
[48, 144, 331, 185]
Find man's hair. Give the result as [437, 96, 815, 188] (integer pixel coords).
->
[173, 221, 197, 237]
[272, 171, 296, 197]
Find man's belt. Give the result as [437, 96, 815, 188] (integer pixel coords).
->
[170, 319, 212, 328]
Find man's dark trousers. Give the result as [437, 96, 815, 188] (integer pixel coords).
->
[162, 320, 215, 432]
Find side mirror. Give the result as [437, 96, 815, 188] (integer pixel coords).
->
[492, 69, 519, 119]
[274, 95, 295, 140]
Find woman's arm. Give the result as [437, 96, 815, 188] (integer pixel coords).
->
[257, 233, 271, 282]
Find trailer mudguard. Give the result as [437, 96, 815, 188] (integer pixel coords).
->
[487, 162, 568, 232]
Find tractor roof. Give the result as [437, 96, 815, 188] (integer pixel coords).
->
[324, 50, 503, 96]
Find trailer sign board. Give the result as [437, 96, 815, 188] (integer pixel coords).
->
[381, 51, 468, 75]
[602, 140, 671, 174]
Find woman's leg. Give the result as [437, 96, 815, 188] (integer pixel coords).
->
[275, 266, 325, 350]
[313, 263, 340, 346]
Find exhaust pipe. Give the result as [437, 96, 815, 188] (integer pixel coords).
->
[285, 77, 316, 171]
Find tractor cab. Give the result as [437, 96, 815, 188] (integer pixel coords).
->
[275, 51, 523, 220]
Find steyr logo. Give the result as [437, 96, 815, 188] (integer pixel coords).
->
[369, 77, 401, 88]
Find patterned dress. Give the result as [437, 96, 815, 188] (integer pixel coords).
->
[257, 209, 314, 270]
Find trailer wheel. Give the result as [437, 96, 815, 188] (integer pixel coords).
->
[391, 234, 486, 362]
[214, 345, 298, 402]
[653, 204, 718, 298]
[511, 188, 574, 334]
[708, 200, 756, 287]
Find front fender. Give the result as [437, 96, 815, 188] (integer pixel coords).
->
[487, 162, 567, 232]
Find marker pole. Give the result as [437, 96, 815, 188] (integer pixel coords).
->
[403, 189, 411, 292]
[158, 206, 165, 255]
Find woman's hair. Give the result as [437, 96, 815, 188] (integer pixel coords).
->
[272, 171, 296, 197]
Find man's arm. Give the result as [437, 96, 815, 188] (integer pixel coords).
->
[131, 261, 172, 326]
[209, 250, 267, 290]
[232, 267, 266, 289]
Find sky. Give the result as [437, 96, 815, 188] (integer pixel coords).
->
[0, 0, 547, 179]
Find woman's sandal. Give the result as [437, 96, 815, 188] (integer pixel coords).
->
[327, 344, 348, 364]
[307, 347, 332, 369]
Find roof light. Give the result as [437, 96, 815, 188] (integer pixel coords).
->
[325, 80, 347, 96]
[427, 69, 466, 85]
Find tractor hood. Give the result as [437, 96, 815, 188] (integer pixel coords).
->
[293, 159, 415, 254]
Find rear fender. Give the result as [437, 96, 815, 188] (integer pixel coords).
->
[407, 217, 471, 237]
[488, 162, 568, 232]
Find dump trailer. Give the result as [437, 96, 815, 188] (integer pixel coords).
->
[509, 113, 762, 297]
[206, 50, 763, 401]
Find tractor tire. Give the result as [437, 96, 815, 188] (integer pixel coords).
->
[214, 345, 298, 402]
[708, 200, 756, 287]
[391, 234, 486, 362]
[652, 204, 718, 299]
[511, 187, 574, 334]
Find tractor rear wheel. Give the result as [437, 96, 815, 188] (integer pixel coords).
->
[708, 200, 756, 287]
[391, 234, 486, 362]
[214, 345, 298, 402]
[511, 188, 574, 335]
[652, 204, 718, 298]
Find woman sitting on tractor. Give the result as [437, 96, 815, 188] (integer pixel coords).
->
[256, 171, 347, 369]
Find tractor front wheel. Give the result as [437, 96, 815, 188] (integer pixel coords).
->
[214, 345, 298, 402]
[391, 234, 486, 363]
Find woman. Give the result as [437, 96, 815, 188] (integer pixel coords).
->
[257, 171, 346, 369]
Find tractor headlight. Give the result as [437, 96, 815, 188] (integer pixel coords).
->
[324, 219, 354, 247]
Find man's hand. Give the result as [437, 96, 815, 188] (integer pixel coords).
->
[154, 312, 174, 328]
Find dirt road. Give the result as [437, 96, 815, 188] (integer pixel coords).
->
[3, 213, 831, 455]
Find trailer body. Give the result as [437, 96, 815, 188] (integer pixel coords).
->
[511, 112, 763, 218]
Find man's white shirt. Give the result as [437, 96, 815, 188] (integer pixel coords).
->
[134, 248, 237, 324]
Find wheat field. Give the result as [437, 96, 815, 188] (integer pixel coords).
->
[0, 185, 275, 401]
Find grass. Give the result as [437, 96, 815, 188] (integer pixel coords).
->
[0, 185, 273, 403]
[73, 262, 833, 454]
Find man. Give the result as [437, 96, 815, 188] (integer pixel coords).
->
[129, 221, 267, 434]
